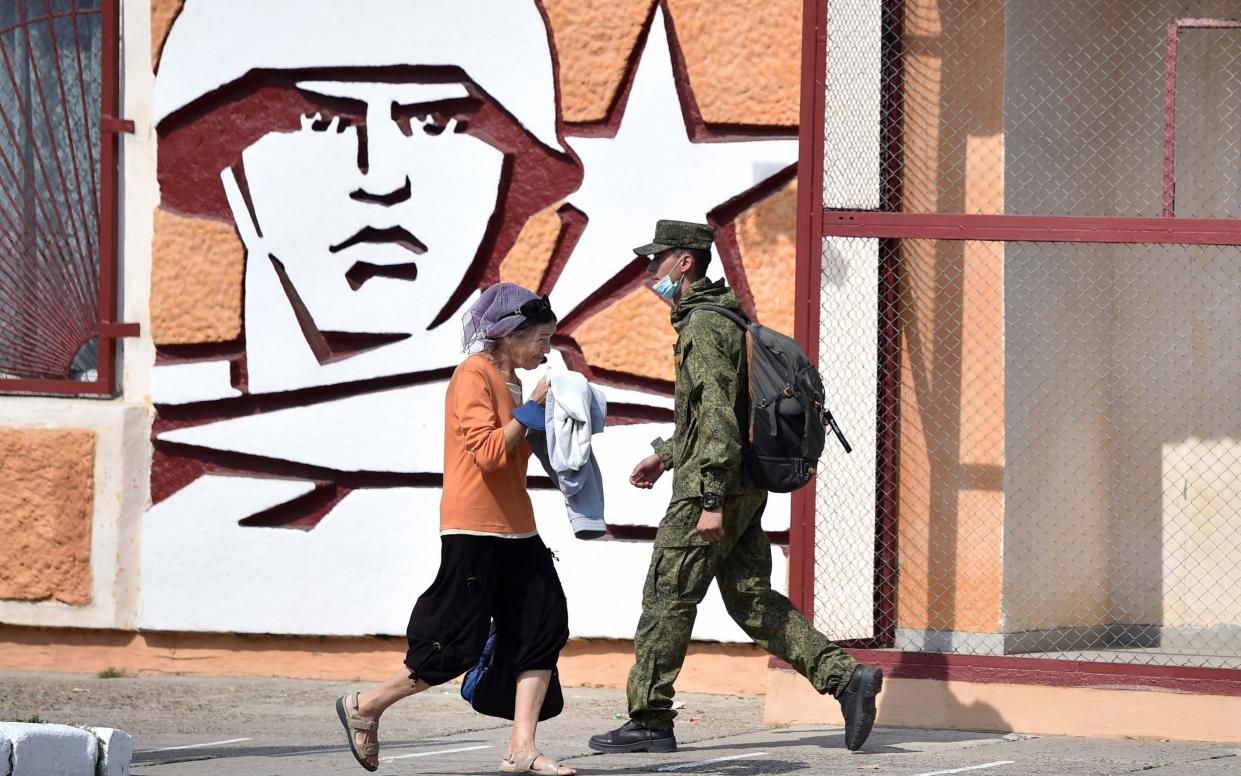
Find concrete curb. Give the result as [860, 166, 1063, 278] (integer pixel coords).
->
[89, 728, 133, 776]
[0, 723, 131, 776]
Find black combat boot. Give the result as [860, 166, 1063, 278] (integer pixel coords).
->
[837, 665, 883, 751]
[588, 719, 677, 753]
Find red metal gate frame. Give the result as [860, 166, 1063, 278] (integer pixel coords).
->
[2, 0, 136, 397]
[1162, 17, 1241, 218]
[790, 0, 1241, 694]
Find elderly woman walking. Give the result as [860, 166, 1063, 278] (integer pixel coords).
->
[335, 283, 575, 776]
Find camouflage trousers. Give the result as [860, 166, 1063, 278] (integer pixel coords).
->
[627, 491, 858, 731]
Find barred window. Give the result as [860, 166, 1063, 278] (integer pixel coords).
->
[0, 0, 123, 395]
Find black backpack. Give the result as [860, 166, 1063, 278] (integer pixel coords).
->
[688, 305, 852, 493]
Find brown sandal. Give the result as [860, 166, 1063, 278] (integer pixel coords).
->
[335, 692, 379, 771]
[500, 750, 572, 775]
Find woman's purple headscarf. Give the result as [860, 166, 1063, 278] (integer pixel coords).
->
[462, 282, 542, 352]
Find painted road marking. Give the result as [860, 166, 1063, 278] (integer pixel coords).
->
[911, 761, 1016, 776]
[658, 751, 768, 771]
[138, 738, 253, 753]
[381, 744, 492, 762]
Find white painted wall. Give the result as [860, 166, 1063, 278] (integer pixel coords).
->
[812, 0, 882, 640]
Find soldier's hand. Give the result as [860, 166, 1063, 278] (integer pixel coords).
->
[629, 454, 666, 489]
[696, 508, 725, 542]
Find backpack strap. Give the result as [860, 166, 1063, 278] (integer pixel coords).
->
[686, 305, 756, 452]
[687, 304, 751, 329]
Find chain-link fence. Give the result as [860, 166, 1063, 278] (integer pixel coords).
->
[811, 1, 1241, 669]
[824, 0, 1241, 217]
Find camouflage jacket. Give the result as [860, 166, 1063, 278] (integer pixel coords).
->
[652, 278, 763, 502]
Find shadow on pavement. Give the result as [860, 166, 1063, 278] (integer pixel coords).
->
[132, 737, 492, 766]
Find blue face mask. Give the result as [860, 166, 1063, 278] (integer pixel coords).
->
[652, 269, 683, 300]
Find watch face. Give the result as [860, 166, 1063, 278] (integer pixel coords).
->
[702, 494, 719, 509]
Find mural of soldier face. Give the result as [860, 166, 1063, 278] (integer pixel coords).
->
[237, 79, 504, 347]
[143, 0, 796, 643]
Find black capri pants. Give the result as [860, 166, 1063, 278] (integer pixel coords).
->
[405, 534, 569, 686]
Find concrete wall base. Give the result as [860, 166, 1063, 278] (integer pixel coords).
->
[0, 626, 769, 696]
[764, 667, 1241, 742]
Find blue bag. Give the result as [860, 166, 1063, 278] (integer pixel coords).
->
[460, 630, 496, 704]
[459, 626, 563, 721]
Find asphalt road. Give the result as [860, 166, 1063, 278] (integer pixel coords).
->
[2, 671, 1237, 775]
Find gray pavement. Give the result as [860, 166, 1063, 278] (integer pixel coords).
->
[1, 671, 1238, 775]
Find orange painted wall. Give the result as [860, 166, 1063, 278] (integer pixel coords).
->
[0, 429, 95, 605]
[149, 208, 244, 345]
[894, 0, 1005, 633]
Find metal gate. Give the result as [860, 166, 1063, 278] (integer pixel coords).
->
[795, 0, 1241, 671]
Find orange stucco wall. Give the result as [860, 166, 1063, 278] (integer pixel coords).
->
[149, 208, 244, 345]
[665, 0, 802, 127]
[542, 0, 656, 123]
[894, 0, 1005, 633]
[737, 179, 798, 336]
[575, 288, 679, 382]
[498, 206, 563, 291]
[0, 429, 95, 605]
[150, 0, 184, 72]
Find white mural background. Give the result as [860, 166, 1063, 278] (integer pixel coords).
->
[142, 0, 797, 641]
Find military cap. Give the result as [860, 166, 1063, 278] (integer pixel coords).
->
[633, 219, 715, 256]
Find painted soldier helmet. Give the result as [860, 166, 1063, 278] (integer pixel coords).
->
[154, 0, 563, 152]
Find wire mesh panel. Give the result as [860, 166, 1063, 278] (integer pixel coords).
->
[0, 0, 104, 385]
[813, 236, 1241, 668]
[821, 0, 1241, 217]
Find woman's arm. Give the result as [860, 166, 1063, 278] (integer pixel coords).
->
[456, 369, 514, 472]
[499, 416, 526, 454]
[455, 369, 546, 471]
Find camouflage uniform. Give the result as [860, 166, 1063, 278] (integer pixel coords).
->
[627, 276, 858, 731]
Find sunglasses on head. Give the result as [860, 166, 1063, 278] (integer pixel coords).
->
[504, 294, 552, 320]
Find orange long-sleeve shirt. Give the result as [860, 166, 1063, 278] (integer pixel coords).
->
[440, 354, 536, 535]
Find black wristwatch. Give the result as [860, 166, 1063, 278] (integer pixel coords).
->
[701, 492, 721, 510]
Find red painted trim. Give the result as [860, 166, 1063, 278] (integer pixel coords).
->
[1163, 18, 1241, 218]
[790, 0, 830, 619]
[1163, 21, 1178, 218]
[100, 114, 134, 134]
[770, 651, 1241, 697]
[822, 211, 1241, 245]
[99, 321, 140, 338]
[1176, 18, 1241, 29]
[0, 378, 111, 396]
[96, 0, 120, 394]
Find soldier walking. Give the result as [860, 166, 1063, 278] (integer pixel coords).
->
[588, 220, 884, 755]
